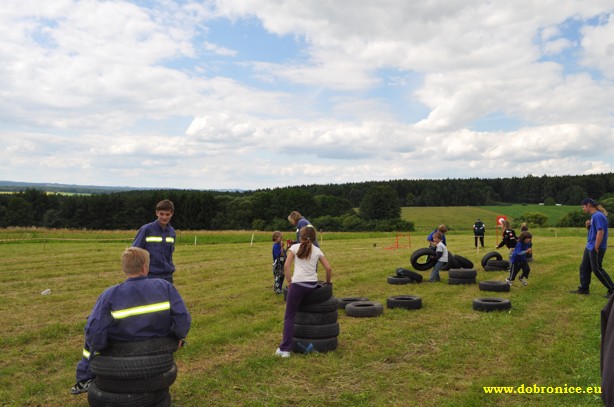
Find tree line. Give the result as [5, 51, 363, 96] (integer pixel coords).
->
[2, 173, 614, 230]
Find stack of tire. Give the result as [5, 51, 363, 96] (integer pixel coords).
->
[88, 336, 179, 407]
[410, 248, 474, 272]
[291, 283, 340, 354]
[481, 251, 509, 271]
[448, 268, 477, 285]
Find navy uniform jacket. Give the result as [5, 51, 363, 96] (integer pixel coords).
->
[85, 276, 191, 352]
[133, 220, 176, 279]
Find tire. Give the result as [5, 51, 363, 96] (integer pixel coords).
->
[479, 280, 511, 292]
[295, 310, 338, 325]
[301, 283, 333, 305]
[345, 301, 384, 318]
[337, 297, 369, 309]
[448, 277, 476, 285]
[91, 354, 174, 379]
[487, 260, 510, 269]
[410, 248, 437, 271]
[95, 363, 177, 394]
[293, 322, 340, 339]
[387, 275, 412, 285]
[395, 268, 424, 282]
[442, 252, 459, 270]
[102, 336, 178, 357]
[448, 269, 477, 279]
[87, 381, 169, 407]
[473, 297, 512, 312]
[293, 337, 338, 353]
[481, 251, 503, 268]
[454, 255, 474, 269]
[484, 265, 507, 272]
[386, 295, 422, 310]
[298, 296, 339, 313]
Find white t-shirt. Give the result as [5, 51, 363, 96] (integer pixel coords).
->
[436, 241, 448, 262]
[288, 243, 323, 283]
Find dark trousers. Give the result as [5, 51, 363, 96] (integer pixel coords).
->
[509, 261, 530, 281]
[474, 235, 484, 247]
[279, 283, 316, 351]
[273, 265, 285, 294]
[579, 248, 614, 292]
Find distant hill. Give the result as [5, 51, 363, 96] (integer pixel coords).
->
[0, 180, 148, 194]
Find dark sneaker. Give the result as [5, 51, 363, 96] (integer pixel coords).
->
[569, 289, 589, 295]
[70, 379, 92, 395]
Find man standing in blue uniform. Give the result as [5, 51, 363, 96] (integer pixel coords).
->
[70, 247, 191, 395]
[133, 199, 177, 283]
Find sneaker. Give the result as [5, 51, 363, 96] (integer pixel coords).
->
[70, 379, 92, 395]
[506, 278, 512, 286]
[569, 289, 589, 295]
[519, 277, 528, 286]
[275, 348, 291, 358]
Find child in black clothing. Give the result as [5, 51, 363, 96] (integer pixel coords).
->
[271, 231, 286, 294]
[507, 231, 533, 286]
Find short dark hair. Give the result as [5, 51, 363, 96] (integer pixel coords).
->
[156, 199, 174, 213]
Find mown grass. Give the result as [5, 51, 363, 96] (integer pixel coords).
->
[0, 225, 608, 406]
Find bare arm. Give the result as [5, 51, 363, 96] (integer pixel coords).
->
[284, 250, 295, 285]
[319, 256, 332, 284]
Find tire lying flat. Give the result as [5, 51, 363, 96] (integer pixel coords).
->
[479, 280, 511, 292]
[473, 297, 512, 312]
[345, 301, 384, 317]
[386, 295, 422, 310]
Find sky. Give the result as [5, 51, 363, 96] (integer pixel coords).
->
[1, 1, 614, 191]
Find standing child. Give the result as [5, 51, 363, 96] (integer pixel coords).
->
[507, 231, 533, 286]
[427, 225, 448, 247]
[276, 225, 332, 357]
[496, 220, 518, 253]
[428, 232, 448, 282]
[271, 231, 286, 294]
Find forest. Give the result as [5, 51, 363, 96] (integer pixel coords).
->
[2, 173, 614, 231]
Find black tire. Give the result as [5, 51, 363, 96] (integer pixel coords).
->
[337, 297, 369, 309]
[298, 296, 339, 313]
[87, 381, 169, 407]
[95, 363, 177, 394]
[442, 252, 459, 271]
[345, 301, 384, 317]
[473, 297, 512, 312]
[410, 248, 437, 271]
[454, 255, 474, 269]
[293, 322, 340, 339]
[448, 269, 477, 279]
[448, 277, 476, 285]
[387, 275, 412, 285]
[102, 336, 178, 356]
[395, 268, 424, 282]
[479, 280, 511, 292]
[386, 295, 422, 310]
[295, 309, 338, 325]
[481, 251, 503, 268]
[484, 265, 507, 272]
[91, 354, 174, 379]
[301, 283, 333, 305]
[487, 260, 510, 269]
[292, 337, 338, 353]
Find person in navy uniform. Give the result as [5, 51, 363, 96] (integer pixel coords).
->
[133, 199, 177, 283]
[70, 247, 191, 395]
[473, 218, 485, 248]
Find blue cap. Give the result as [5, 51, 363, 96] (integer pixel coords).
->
[581, 198, 597, 206]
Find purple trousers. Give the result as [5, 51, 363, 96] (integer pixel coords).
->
[279, 283, 317, 351]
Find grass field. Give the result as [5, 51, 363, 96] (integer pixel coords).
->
[0, 223, 609, 406]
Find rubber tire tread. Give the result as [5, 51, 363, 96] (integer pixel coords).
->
[386, 295, 422, 310]
[298, 296, 339, 313]
[448, 277, 476, 285]
[479, 280, 511, 292]
[102, 336, 178, 356]
[295, 310, 338, 325]
[473, 297, 512, 312]
[396, 268, 424, 282]
[87, 381, 169, 407]
[300, 283, 333, 305]
[293, 322, 340, 339]
[387, 275, 412, 285]
[91, 354, 174, 379]
[484, 265, 507, 271]
[481, 251, 503, 268]
[410, 248, 437, 271]
[345, 301, 384, 317]
[448, 269, 477, 279]
[442, 252, 459, 271]
[487, 260, 510, 268]
[292, 337, 338, 353]
[337, 297, 369, 309]
[95, 363, 177, 394]
[454, 255, 474, 269]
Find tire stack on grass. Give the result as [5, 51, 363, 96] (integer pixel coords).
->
[448, 268, 477, 285]
[292, 283, 340, 354]
[89, 336, 179, 407]
[481, 251, 509, 272]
